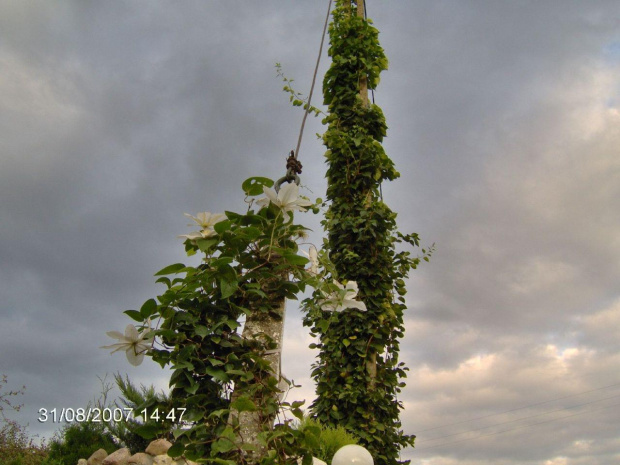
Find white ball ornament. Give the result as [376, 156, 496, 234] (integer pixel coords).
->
[331, 444, 373, 465]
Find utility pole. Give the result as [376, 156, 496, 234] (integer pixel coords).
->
[357, 1, 369, 109]
[229, 298, 286, 463]
[355, 0, 377, 392]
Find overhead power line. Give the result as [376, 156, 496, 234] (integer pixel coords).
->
[293, 0, 332, 161]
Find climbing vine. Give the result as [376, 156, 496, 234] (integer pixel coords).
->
[105, 178, 328, 465]
[302, 2, 432, 464]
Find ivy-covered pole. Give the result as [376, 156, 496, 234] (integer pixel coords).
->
[304, 2, 427, 464]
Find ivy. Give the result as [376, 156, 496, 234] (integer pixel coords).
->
[302, 2, 432, 465]
[275, 64, 324, 118]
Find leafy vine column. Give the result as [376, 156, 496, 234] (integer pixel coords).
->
[304, 2, 428, 464]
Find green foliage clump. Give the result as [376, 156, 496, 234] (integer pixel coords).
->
[296, 416, 357, 464]
[0, 376, 49, 465]
[106, 373, 175, 453]
[46, 422, 117, 465]
[0, 420, 49, 465]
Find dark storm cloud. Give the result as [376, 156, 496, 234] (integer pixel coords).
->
[1, 2, 620, 464]
[0, 0, 330, 441]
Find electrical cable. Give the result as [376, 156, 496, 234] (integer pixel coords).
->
[293, 0, 332, 161]
[276, 0, 332, 192]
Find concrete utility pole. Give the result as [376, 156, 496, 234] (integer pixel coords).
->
[229, 298, 285, 463]
[357, 1, 370, 109]
[356, 0, 377, 391]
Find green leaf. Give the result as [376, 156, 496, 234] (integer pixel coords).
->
[213, 256, 234, 267]
[213, 220, 232, 234]
[217, 263, 239, 299]
[184, 383, 199, 395]
[160, 306, 175, 319]
[169, 368, 184, 385]
[123, 310, 142, 322]
[166, 441, 185, 458]
[158, 329, 177, 342]
[212, 438, 234, 454]
[154, 263, 185, 276]
[181, 408, 204, 422]
[220, 278, 238, 299]
[155, 276, 171, 287]
[318, 319, 330, 332]
[196, 238, 218, 252]
[212, 427, 237, 454]
[194, 325, 209, 338]
[224, 319, 240, 330]
[133, 423, 161, 439]
[238, 226, 261, 240]
[185, 244, 197, 257]
[282, 251, 309, 266]
[175, 359, 194, 370]
[230, 396, 257, 412]
[205, 367, 230, 383]
[211, 460, 236, 465]
[140, 298, 158, 318]
[242, 176, 274, 196]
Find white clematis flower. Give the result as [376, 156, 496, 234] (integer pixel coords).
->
[301, 245, 319, 274]
[320, 280, 367, 312]
[178, 212, 226, 241]
[184, 212, 227, 229]
[178, 229, 216, 241]
[256, 183, 312, 214]
[101, 324, 153, 366]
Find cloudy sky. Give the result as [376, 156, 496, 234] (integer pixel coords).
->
[2, 1, 620, 464]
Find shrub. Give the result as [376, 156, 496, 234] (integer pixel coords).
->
[0, 376, 49, 465]
[0, 419, 49, 465]
[46, 422, 117, 465]
[105, 373, 175, 453]
[297, 416, 358, 463]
